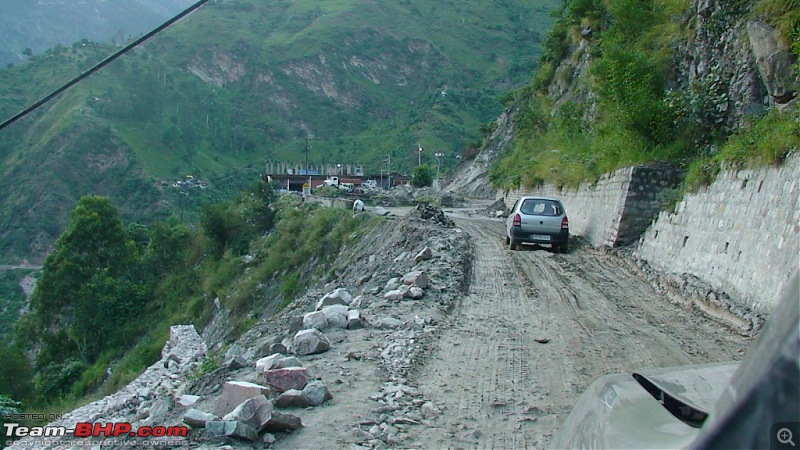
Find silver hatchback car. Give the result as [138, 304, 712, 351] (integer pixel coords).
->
[505, 196, 569, 252]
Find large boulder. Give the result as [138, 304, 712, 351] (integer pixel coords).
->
[302, 380, 333, 406]
[222, 395, 273, 432]
[262, 367, 311, 393]
[747, 20, 799, 103]
[302, 311, 329, 330]
[205, 420, 259, 441]
[255, 354, 303, 374]
[402, 270, 429, 288]
[293, 329, 331, 356]
[347, 309, 364, 329]
[183, 409, 219, 428]
[383, 285, 411, 300]
[214, 381, 271, 417]
[315, 288, 352, 310]
[273, 389, 310, 408]
[321, 304, 349, 329]
[264, 412, 304, 432]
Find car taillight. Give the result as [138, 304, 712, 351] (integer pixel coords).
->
[561, 216, 569, 229]
[512, 213, 521, 227]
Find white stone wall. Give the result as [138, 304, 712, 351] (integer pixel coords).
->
[635, 156, 800, 314]
[502, 167, 634, 248]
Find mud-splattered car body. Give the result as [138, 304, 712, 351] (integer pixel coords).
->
[552, 274, 800, 449]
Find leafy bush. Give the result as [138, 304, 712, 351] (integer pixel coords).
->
[0, 395, 22, 433]
[412, 165, 434, 187]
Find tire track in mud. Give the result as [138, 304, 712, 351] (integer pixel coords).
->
[409, 216, 748, 449]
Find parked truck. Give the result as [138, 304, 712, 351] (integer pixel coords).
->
[322, 176, 361, 189]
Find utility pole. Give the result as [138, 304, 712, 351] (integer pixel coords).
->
[418, 144, 423, 166]
[435, 152, 444, 178]
[381, 154, 391, 189]
[305, 138, 310, 188]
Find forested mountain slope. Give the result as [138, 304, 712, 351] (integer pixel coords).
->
[0, 0, 557, 262]
[0, 0, 195, 65]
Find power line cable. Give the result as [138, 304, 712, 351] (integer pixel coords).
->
[0, 0, 213, 132]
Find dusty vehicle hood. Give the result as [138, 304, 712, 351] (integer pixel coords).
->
[550, 363, 738, 449]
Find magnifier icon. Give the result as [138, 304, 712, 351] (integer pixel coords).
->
[778, 428, 795, 446]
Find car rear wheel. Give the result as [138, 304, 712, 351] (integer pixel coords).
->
[509, 239, 518, 251]
[560, 242, 569, 253]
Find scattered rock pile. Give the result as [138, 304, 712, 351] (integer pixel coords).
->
[410, 203, 455, 227]
[24, 204, 472, 449]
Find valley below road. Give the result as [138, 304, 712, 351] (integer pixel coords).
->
[270, 210, 749, 450]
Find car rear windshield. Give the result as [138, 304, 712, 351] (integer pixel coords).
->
[520, 199, 563, 216]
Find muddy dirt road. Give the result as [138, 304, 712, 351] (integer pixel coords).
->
[406, 215, 748, 449]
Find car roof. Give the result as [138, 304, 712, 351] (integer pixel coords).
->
[519, 196, 562, 202]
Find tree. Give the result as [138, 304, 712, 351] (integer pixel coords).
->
[31, 196, 136, 318]
[412, 164, 434, 187]
[29, 196, 140, 363]
[0, 395, 22, 432]
[201, 181, 276, 256]
[0, 345, 34, 403]
[22, 47, 32, 57]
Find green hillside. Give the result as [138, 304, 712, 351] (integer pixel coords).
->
[490, 0, 799, 191]
[0, 0, 558, 262]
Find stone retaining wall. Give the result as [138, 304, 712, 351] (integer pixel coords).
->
[502, 163, 680, 247]
[635, 156, 799, 314]
[500, 156, 799, 315]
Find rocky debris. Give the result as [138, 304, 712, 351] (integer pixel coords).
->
[264, 411, 304, 432]
[407, 286, 425, 299]
[302, 380, 333, 406]
[347, 309, 365, 329]
[224, 354, 248, 370]
[321, 304, 349, 329]
[294, 328, 332, 355]
[262, 367, 311, 393]
[316, 288, 353, 310]
[35, 202, 472, 450]
[414, 246, 433, 262]
[183, 408, 219, 428]
[206, 419, 259, 441]
[222, 395, 273, 432]
[214, 381, 271, 417]
[385, 277, 401, 291]
[484, 197, 508, 218]
[747, 20, 798, 104]
[373, 206, 393, 216]
[383, 285, 411, 300]
[410, 203, 455, 227]
[375, 317, 403, 329]
[148, 396, 174, 422]
[162, 324, 209, 363]
[402, 270, 429, 288]
[256, 353, 303, 373]
[632, 256, 766, 333]
[303, 310, 329, 330]
[19, 325, 207, 444]
[178, 394, 200, 407]
[273, 389, 310, 408]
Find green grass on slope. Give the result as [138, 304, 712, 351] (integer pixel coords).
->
[491, 0, 798, 192]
